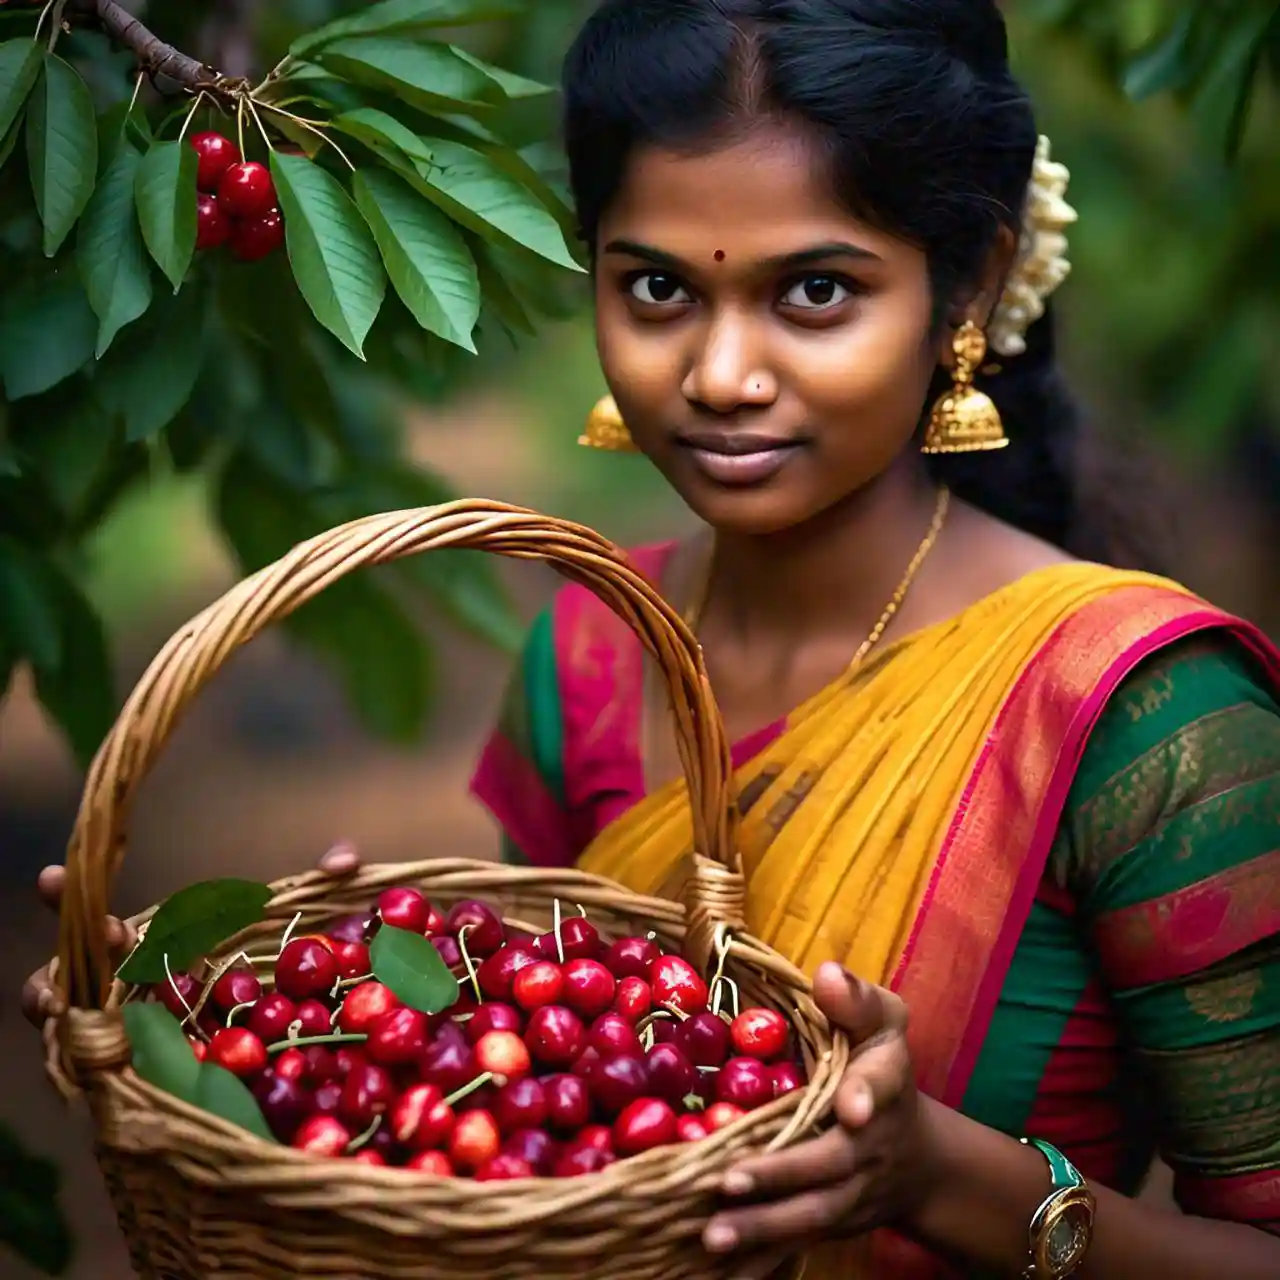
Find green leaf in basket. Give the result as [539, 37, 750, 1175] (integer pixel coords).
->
[116, 878, 273, 984]
[192, 1063, 277, 1144]
[121, 1003, 201, 1104]
[370, 924, 460, 1014]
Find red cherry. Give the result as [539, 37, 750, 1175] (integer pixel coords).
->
[419, 1037, 477, 1094]
[391, 1083, 454, 1149]
[542, 1074, 590, 1134]
[337, 981, 399, 1034]
[475, 1153, 534, 1181]
[217, 160, 276, 219]
[589, 1012, 642, 1058]
[423, 903, 446, 935]
[494, 1077, 547, 1134]
[275, 938, 339, 1002]
[603, 936, 660, 980]
[293, 933, 334, 954]
[613, 1098, 678, 1157]
[154, 972, 199, 1019]
[730, 1007, 789, 1061]
[553, 1145, 615, 1177]
[703, 1101, 746, 1131]
[445, 900, 506, 956]
[208, 1027, 267, 1077]
[571, 1045, 601, 1079]
[716, 1058, 774, 1111]
[590, 1052, 650, 1117]
[376, 886, 431, 934]
[330, 940, 370, 980]
[687, 1068, 717, 1111]
[301, 1044, 339, 1083]
[512, 961, 564, 1012]
[246, 993, 296, 1044]
[229, 209, 284, 263]
[648, 1017, 679, 1045]
[574, 1124, 614, 1153]
[366, 1007, 431, 1066]
[534, 916, 601, 962]
[477, 944, 539, 1001]
[197, 1007, 224, 1039]
[432, 934, 463, 968]
[463, 1002, 522, 1044]
[195, 193, 230, 250]
[643, 1042, 696, 1107]
[292, 1114, 350, 1157]
[350, 1149, 385, 1166]
[211, 972, 261, 1013]
[770, 1061, 806, 1098]
[448, 1110, 501, 1172]
[273, 1047, 308, 1082]
[406, 1149, 453, 1175]
[612, 976, 652, 1023]
[312, 1080, 344, 1117]
[649, 955, 709, 1016]
[675, 1012, 732, 1068]
[474, 1030, 532, 1081]
[189, 1038, 207, 1062]
[503, 1127, 558, 1175]
[435, 1019, 469, 1050]
[293, 999, 333, 1038]
[189, 131, 240, 193]
[338, 1062, 396, 1128]
[676, 1113, 711, 1142]
[561, 959, 616, 1019]
[327, 914, 375, 944]
[335, 1046, 367, 1078]
[524, 1005, 586, 1068]
[252, 1072, 313, 1141]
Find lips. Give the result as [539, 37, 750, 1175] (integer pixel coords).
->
[675, 430, 806, 486]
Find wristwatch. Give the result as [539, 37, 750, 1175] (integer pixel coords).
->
[1019, 1138, 1096, 1278]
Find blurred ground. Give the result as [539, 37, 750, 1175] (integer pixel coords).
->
[0, 394, 1261, 1277]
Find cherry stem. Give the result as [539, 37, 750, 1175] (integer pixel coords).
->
[162, 955, 207, 1041]
[710, 974, 741, 1021]
[552, 899, 565, 965]
[267, 1032, 368, 1054]
[277, 911, 303, 955]
[255, 100, 356, 171]
[683, 1092, 707, 1112]
[346, 1116, 382, 1153]
[185, 950, 251, 1029]
[444, 1071, 501, 1108]
[226, 1001, 256, 1025]
[456, 926, 482, 1003]
[245, 96, 274, 155]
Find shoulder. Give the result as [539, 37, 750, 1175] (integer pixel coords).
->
[1057, 632, 1280, 907]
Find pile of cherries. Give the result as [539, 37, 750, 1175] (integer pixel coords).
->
[188, 131, 285, 263]
[153, 887, 806, 1179]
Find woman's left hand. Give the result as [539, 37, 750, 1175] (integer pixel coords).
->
[701, 962, 941, 1277]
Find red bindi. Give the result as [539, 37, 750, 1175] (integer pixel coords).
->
[713, 249, 726, 262]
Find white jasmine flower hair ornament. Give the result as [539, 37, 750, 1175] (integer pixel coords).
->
[987, 136, 1078, 359]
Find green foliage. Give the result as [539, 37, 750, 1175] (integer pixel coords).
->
[0, 0, 577, 767]
[0, 1123, 74, 1274]
[370, 923, 462, 1013]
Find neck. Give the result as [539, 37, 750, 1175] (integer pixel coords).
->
[700, 460, 943, 644]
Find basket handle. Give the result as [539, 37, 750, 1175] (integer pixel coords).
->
[56, 500, 741, 1012]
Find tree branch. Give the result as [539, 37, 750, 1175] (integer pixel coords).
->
[66, 0, 226, 95]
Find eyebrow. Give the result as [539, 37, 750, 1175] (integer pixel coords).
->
[602, 238, 882, 270]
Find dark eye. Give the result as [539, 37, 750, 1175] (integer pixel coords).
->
[628, 271, 692, 305]
[781, 275, 851, 310]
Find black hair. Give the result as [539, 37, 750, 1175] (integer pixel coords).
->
[562, 0, 1161, 569]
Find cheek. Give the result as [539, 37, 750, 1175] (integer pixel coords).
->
[595, 294, 681, 420]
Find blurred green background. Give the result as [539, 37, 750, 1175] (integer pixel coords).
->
[1, 1, 1277, 1276]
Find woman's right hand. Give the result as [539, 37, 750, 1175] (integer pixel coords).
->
[19, 842, 363, 1028]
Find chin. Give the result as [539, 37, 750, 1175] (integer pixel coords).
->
[670, 477, 829, 538]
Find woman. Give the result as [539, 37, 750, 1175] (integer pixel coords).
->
[24, 1, 1280, 1276]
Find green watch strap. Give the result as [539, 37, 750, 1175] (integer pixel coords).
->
[1021, 1138, 1084, 1191]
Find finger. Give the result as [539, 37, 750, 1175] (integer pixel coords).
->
[21, 971, 66, 1027]
[704, 1176, 865, 1255]
[834, 1032, 913, 1130]
[37, 865, 66, 910]
[723, 1127, 855, 1199]
[319, 842, 360, 876]
[812, 964, 908, 1045]
[104, 915, 139, 955]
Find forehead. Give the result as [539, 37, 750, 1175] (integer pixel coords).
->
[598, 125, 905, 263]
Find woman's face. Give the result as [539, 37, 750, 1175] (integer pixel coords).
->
[594, 124, 942, 536]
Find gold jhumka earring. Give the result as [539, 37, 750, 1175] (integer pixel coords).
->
[921, 320, 1008, 455]
[578, 394, 638, 452]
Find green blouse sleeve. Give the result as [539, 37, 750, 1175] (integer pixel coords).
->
[1054, 635, 1280, 1233]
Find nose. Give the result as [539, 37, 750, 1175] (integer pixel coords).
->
[681, 311, 777, 414]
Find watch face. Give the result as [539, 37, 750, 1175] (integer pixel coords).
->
[1041, 1196, 1095, 1274]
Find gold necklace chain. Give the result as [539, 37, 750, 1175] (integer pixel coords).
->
[684, 486, 952, 672]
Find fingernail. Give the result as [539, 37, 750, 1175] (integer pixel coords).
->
[703, 1224, 738, 1252]
[844, 969, 865, 997]
[850, 1084, 873, 1124]
[722, 1170, 753, 1195]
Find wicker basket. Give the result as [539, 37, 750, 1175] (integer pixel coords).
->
[44, 500, 848, 1280]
